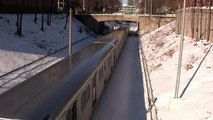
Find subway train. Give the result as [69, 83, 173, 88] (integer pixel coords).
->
[0, 26, 129, 120]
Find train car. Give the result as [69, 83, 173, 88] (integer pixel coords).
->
[0, 26, 129, 120]
[56, 26, 129, 120]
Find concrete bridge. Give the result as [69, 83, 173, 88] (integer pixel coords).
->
[74, 14, 175, 33]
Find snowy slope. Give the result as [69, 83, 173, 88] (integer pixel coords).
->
[140, 21, 213, 120]
[0, 14, 99, 94]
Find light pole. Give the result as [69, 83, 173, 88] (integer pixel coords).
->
[174, 0, 187, 98]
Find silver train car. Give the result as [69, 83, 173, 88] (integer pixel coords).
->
[0, 26, 129, 120]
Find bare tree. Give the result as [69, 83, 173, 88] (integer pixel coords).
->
[34, 0, 38, 24]
[15, 0, 24, 36]
[49, 0, 54, 25]
[41, 0, 45, 31]
[206, 0, 212, 41]
[191, 0, 196, 39]
[47, 0, 54, 26]
[16, 0, 20, 35]
[64, 1, 70, 30]
[18, 0, 24, 36]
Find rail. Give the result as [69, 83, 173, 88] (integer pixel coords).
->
[139, 42, 158, 120]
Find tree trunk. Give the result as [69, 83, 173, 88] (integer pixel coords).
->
[16, 0, 20, 35]
[64, 12, 69, 29]
[41, 0, 44, 31]
[18, 0, 24, 36]
[206, 0, 212, 41]
[191, 0, 196, 39]
[47, 0, 54, 26]
[34, 0, 38, 24]
[199, 0, 203, 39]
[19, 13, 23, 36]
[64, 0, 70, 29]
[195, 0, 199, 41]
[16, 14, 20, 35]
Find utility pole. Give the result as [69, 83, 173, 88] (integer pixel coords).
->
[175, 0, 187, 98]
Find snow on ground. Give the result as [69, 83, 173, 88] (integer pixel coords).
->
[0, 14, 99, 94]
[140, 21, 213, 120]
[105, 21, 122, 31]
[129, 22, 138, 31]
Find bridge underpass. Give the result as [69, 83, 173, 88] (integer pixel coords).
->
[73, 14, 175, 35]
[91, 35, 147, 120]
[91, 14, 175, 34]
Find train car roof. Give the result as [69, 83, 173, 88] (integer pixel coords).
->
[0, 37, 117, 119]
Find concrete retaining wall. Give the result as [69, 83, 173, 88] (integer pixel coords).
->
[176, 9, 213, 42]
[140, 16, 175, 34]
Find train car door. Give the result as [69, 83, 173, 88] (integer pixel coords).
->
[92, 75, 97, 107]
[66, 101, 77, 120]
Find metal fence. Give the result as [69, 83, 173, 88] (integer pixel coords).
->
[139, 42, 158, 120]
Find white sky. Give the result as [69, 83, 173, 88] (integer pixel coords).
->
[122, 0, 127, 4]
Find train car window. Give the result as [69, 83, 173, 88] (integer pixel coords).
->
[104, 60, 107, 71]
[81, 91, 86, 111]
[92, 75, 97, 106]
[66, 109, 71, 120]
[86, 85, 90, 102]
[71, 101, 77, 120]
[98, 69, 101, 81]
[99, 67, 103, 81]
[108, 58, 111, 69]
